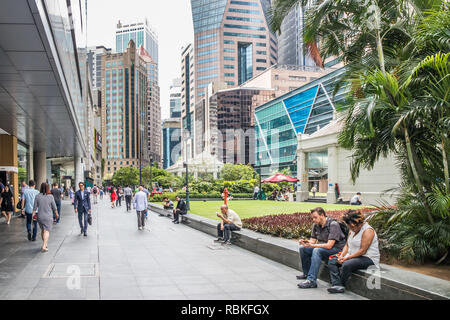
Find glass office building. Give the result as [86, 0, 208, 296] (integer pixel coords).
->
[190, 0, 277, 101]
[254, 67, 347, 176]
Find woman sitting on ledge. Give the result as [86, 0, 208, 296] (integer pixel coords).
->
[327, 210, 380, 294]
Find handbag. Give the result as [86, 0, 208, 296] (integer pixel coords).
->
[88, 213, 92, 225]
[16, 200, 22, 210]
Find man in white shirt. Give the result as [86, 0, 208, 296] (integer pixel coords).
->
[214, 205, 242, 245]
[133, 186, 148, 230]
[253, 186, 260, 200]
[123, 185, 133, 212]
[350, 192, 362, 205]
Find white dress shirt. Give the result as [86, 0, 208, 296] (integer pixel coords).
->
[133, 191, 148, 211]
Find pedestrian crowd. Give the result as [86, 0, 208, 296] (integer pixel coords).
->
[4, 178, 378, 295]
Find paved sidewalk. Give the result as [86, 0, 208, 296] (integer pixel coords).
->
[0, 198, 364, 300]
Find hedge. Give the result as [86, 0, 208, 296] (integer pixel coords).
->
[150, 192, 253, 202]
[242, 208, 378, 239]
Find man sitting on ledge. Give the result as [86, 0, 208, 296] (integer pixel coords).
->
[297, 207, 347, 289]
[214, 205, 242, 246]
[161, 197, 173, 216]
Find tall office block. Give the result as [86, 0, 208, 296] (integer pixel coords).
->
[138, 46, 161, 165]
[87, 46, 112, 90]
[276, 4, 316, 67]
[181, 44, 196, 161]
[190, 0, 278, 101]
[170, 78, 182, 118]
[101, 40, 149, 176]
[162, 119, 182, 169]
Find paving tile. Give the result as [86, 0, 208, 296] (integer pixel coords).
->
[0, 200, 365, 300]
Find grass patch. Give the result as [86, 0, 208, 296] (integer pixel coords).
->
[179, 200, 370, 221]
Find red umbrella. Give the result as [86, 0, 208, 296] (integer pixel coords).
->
[261, 173, 299, 183]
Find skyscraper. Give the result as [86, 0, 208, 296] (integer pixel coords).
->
[101, 40, 149, 176]
[138, 46, 161, 166]
[276, 4, 316, 67]
[181, 44, 196, 160]
[87, 46, 112, 90]
[190, 0, 278, 101]
[169, 78, 182, 118]
[116, 19, 161, 166]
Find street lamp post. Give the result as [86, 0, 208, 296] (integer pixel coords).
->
[150, 157, 153, 192]
[258, 153, 263, 200]
[184, 160, 190, 211]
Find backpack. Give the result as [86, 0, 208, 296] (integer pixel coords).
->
[326, 218, 349, 241]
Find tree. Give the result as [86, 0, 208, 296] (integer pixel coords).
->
[220, 164, 256, 181]
[112, 167, 139, 186]
[270, 0, 449, 262]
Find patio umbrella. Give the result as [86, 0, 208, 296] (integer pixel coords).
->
[261, 173, 299, 183]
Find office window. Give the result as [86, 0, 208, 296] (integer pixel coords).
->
[224, 24, 266, 31]
[224, 32, 266, 39]
[230, 1, 259, 6]
[224, 56, 235, 61]
[228, 8, 259, 14]
[224, 48, 235, 53]
[224, 73, 235, 77]
[256, 58, 266, 63]
[289, 75, 307, 81]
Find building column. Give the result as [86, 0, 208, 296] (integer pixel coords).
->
[33, 151, 47, 185]
[327, 145, 338, 204]
[296, 151, 309, 202]
[0, 135, 19, 208]
[74, 156, 84, 186]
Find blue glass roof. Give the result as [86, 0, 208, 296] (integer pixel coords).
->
[283, 86, 318, 134]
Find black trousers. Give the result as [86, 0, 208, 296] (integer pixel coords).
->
[125, 195, 132, 211]
[173, 209, 184, 222]
[136, 210, 145, 228]
[217, 223, 240, 241]
[328, 256, 374, 286]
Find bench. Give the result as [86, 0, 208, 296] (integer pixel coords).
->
[148, 203, 450, 300]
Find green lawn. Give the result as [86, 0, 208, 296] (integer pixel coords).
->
[176, 200, 369, 221]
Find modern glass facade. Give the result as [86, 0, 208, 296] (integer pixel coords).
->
[277, 4, 316, 67]
[162, 120, 181, 169]
[238, 42, 253, 84]
[190, 0, 278, 102]
[255, 67, 347, 177]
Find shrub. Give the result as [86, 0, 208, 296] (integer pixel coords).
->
[149, 191, 253, 202]
[243, 208, 378, 239]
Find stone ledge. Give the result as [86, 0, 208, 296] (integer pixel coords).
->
[148, 203, 450, 300]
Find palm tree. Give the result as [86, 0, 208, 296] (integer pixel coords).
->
[270, 1, 449, 262]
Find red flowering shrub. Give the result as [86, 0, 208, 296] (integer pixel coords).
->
[242, 208, 378, 239]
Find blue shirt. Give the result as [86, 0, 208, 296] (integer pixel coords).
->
[22, 188, 39, 213]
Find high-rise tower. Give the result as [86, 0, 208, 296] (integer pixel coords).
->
[190, 0, 278, 101]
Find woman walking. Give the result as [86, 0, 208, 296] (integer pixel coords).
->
[0, 185, 14, 224]
[32, 183, 58, 252]
[110, 187, 117, 208]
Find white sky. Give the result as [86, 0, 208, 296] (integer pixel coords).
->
[86, 0, 194, 120]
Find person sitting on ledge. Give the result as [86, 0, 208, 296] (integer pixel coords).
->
[214, 204, 242, 245]
[350, 192, 362, 205]
[172, 195, 186, 224]
[297, 207, 347, 289]
[161, 197, 173, 216]
[327, 210, 380, 294]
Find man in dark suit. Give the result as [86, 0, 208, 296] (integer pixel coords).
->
[73, 182, 92, 236]
[173, 195, 186, 224]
